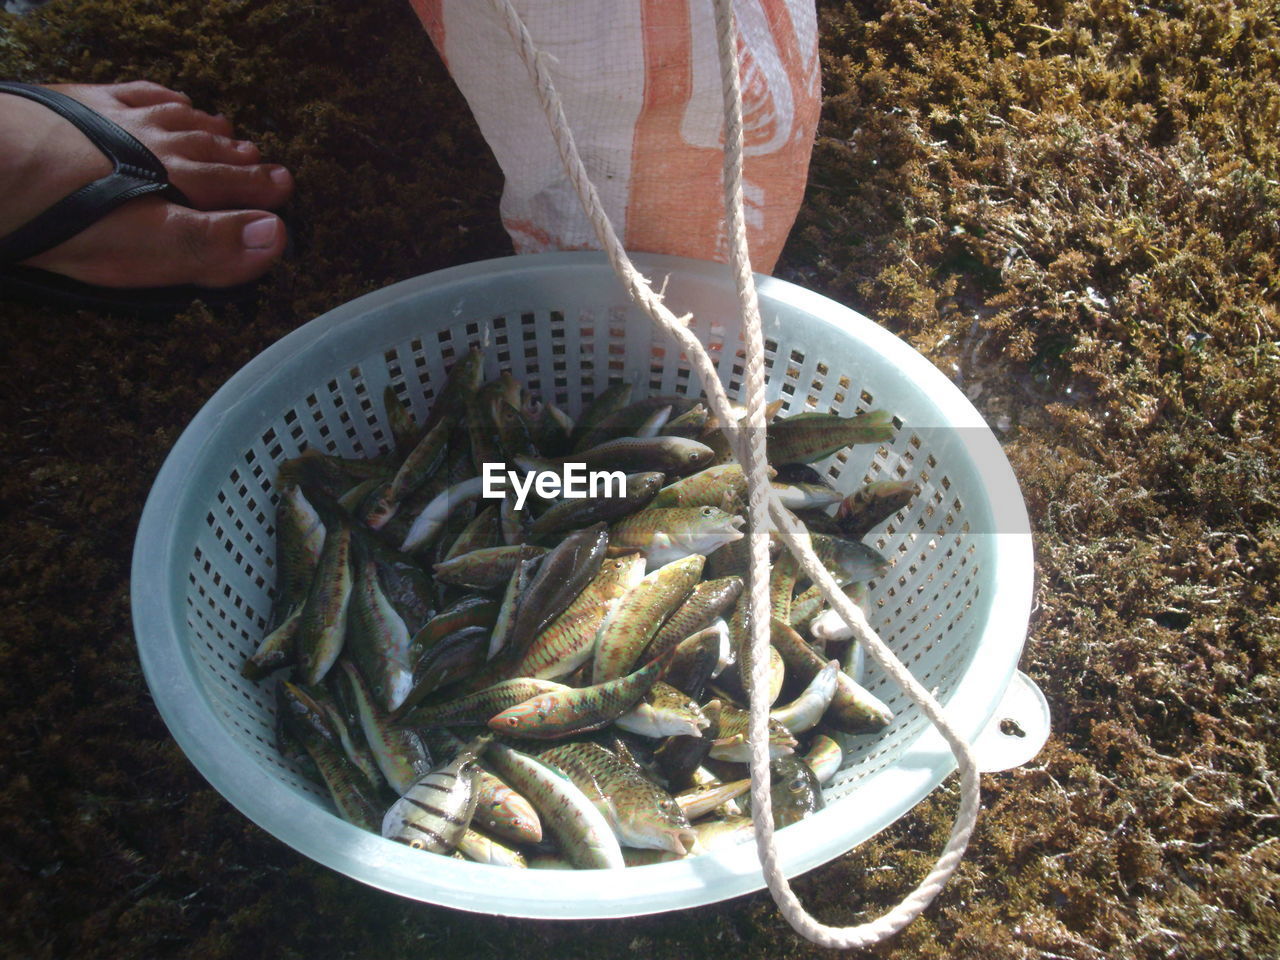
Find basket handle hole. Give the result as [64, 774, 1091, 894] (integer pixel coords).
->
[999, 718, 1026, 739]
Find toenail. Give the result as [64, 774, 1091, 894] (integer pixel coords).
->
[269, 166, 291, 185]
[236, 140, 256, 152]
[242, 216, 281, 250]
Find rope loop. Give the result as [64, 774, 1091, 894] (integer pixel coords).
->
[487, 0, 982, 947]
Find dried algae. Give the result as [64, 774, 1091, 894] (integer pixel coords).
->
[1, 0, 1277, 957]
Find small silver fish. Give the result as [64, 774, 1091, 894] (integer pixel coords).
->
[616, 681, 709, 738]
[675, 778, 751, 820]
[770, 480, 845, 511]
[399, 476, 488, 553]
[488, 650, 674, 739]
[770, 659, 841, 735]
[382, 736, 489, 854]
[408, 727, 547, 846]
[456, 828, 528, 868]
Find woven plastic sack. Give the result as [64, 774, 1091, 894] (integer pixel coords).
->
[409, 0, 819, 273]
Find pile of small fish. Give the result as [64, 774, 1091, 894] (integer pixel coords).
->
[243, 349, 916, 869]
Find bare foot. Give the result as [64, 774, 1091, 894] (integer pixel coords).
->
[0, 80, 293, 289]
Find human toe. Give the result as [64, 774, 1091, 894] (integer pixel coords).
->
[23, 199, 288, 290]
[139, 100, 236, 137]
[107, 80, 193, 109]
[167, 158, 294, 211]
[163, 206, 288, 288]
[167, 129, 263, 166]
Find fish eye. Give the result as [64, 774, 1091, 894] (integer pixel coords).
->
[410, 838, 426, 850]
[790, 778, 806, 792]
[506, 717, 520, 726]
[701, 506, 714, 517]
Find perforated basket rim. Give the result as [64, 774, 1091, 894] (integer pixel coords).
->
[131, 251, 1033, 918]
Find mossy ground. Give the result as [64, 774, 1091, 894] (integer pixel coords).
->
[2, 0, 1278, 957]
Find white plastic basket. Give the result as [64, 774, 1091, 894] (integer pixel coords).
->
[131, 251, 1033, 918]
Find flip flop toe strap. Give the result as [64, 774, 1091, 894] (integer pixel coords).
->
[0, 81, 190, 265]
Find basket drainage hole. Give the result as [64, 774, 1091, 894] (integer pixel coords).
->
[999, 718, 1026, 738]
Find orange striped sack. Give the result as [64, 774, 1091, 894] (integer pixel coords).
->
[409, 0, 819, 274]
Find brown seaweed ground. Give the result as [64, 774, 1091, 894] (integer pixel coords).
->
[1, 0, 1278, 957]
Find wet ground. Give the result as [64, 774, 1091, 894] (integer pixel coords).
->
[2, 1, 1277, 957]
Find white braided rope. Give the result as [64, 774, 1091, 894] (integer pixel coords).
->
[487, 0, 981, 946]
[709, 0, 983, 948]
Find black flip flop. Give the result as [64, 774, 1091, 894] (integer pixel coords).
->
[0, 82, 265, 314]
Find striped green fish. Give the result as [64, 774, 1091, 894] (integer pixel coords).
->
[442, 503, 503, 561]
[294, 520, 353, 685]
[765, 409, 895, 464]
[507, 553, 646, 681]
[592, 554, 704, 683]
[367, 414, 453, 529]
[640, 576, 742, 665]
[649, 463, 750, 509]
[836, 478, 915, 538]
[337, 661, 431, 795]
[402, 677, 569, 727]
[520, 435, 713, 477]
[345, 559, 416, 714]
[787, 584, 825, 631]
[304, 734, 382, 832]
[383, 384, 419, 458]
[433, 543, 547, 590]
[527, 472, 664, 541]
[241, 606, 300, 681]
[572, 393, 699, 452]
[802, 734, 844, 785]
[662, 621, 729, 703]
[488, 650, 674, 740]
[567, 381, 634, 450]
[421, 348, 484, 434]
[505, 523, 609, 659]
[608, 506, 744, 569]
[535, 741, 698, 855]
[485, 742, 624, 869]
[271, 485, 325, 629]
